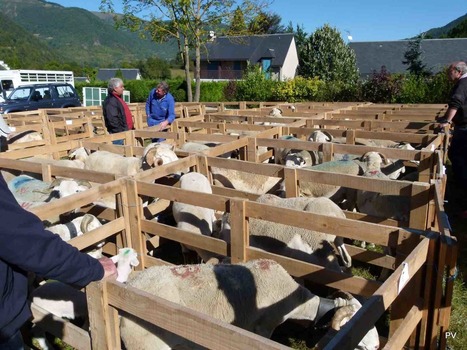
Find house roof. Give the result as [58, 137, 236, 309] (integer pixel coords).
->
[96, 68, 141, 81]
[202, 33, 294, 67]
[349, 38, 467, 77]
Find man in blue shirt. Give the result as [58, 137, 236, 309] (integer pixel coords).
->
[145, 81, 176, 142]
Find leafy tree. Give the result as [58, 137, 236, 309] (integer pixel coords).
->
[402, 36, 431, 76]
[227, 7, 247, 35]
[100, 0, 267, 102]
[248, 11, 285, 34]
[136, 57, 171, 80]
[299, 24, 359, 84]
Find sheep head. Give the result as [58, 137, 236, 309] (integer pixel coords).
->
[68, 147, 90, 162]
[144, 143, 179, 168]
[269, 107, 283, 117]
[80, 214, 102, 234]
[308, 130, 333, 143]
[318, 291, 380, 350]
[50, 178, 92, 198]
[111, 248, 140, 283]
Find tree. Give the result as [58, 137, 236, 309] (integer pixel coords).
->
[137, 57, 171, 80]
[248, 11, 285, 34]
[446, 19, 467, 38]
[227, 7, 247, 35]
[403, 36, 431, 76]
[100, 0, 268, 102]
[299, 24, 359, 83]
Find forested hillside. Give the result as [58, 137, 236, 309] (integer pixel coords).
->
[0, 0, 178, 68]
[0, 12, 63, 68]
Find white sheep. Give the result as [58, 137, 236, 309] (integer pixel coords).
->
[7, 130, 43, 144]
[356, 152, 410, 222]
[120, 259, 379, 350]
[171, 172, 218, 263]
[215, 194, 351, 270]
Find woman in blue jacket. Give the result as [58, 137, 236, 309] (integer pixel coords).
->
[0, 173, 117, 349]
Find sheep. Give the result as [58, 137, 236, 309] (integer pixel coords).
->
[275, 135, 316, 168]
[214, 194, 351, 271]
[258, 107, 285, 126]
[289, 157, 365, 201]
[143, 142, 180, 168]
[355, 152, 410, 222]
[7, 175, 92, 209]
[7, 130, 43, 144]
[29, 248, 139, 350]
[68, 143, 179, 177]
[120, 259, 379, 350]
[308, 130, 334, 164]
[84, 151, 143, 176]
[171, 172, 218, 263]
[269, 107, 283, 118]
[210, 164, 283, 195]
[46, 214, 104, 258]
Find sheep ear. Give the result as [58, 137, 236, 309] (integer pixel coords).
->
[111, 255, 120, 264]
[131, 256, 140, 267]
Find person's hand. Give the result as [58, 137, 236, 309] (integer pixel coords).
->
[159, 120, 169, 131]
[98, 256, 118, 279]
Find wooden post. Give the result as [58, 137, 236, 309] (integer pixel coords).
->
[87, 281, 121, 350]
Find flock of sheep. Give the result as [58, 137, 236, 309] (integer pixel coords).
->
[0, 108, 425, 349]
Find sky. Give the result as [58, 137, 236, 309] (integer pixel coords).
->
[52, 0, 467, 42]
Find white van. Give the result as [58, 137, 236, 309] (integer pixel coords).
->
[0, 70, 74, 102]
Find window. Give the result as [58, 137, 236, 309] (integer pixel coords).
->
[9, 87, 32, 101]
[56, 85, 76, 98]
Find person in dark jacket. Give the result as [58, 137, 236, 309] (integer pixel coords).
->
[437, 61, 467, 217]
[0, 174, 117, 349]
[102, 77, 134, 145]
[145, 81, 176, 142]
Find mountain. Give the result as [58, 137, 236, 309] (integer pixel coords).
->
[0, 11, 64, 68]
[0, 0, 178, 68]
[423, 13, 467, 38]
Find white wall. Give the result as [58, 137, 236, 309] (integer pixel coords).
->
[280, 37, 299, 81]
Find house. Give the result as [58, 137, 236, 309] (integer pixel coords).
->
[200, 33, 299, 81]
[96, 68, 142, 81]
[349, 38, 467, 78]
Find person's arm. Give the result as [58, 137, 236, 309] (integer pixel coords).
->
[0, 176, 114, 287]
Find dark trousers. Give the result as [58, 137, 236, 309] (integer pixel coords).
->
[0, 330, 24, 350]
[448, 128, 467, 208]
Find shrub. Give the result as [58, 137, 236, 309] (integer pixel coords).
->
[235, 65, 274, 101]
[360, 67, 404, 103]
[271, 77, 323, 102]
[315, 80, 361, 102]
[199, 81, 228, 102]
[224, 80, 238, 101]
